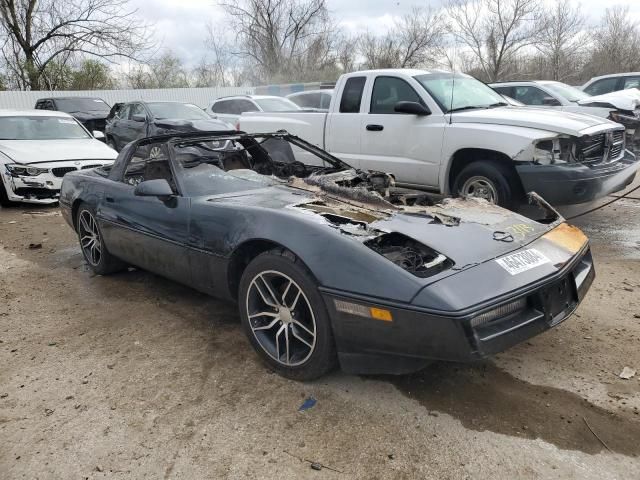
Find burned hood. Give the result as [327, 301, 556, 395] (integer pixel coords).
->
[577, 88, 640, 112]
[153, 118, 231, 132]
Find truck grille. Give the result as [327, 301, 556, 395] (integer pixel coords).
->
[578, 129, 625, 164]
[52, 166, 78, 177]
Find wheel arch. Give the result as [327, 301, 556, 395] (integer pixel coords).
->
[226, 238, 317, 302]
[446, 148, 523, 195]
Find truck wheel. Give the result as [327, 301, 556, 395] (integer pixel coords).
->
[76, 204, 126, 275]
[238, 249, 337, 381]
[453, 161, 521, 210]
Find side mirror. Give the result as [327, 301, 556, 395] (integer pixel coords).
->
[92, 130, 105, 140]
[134, 179, 174, 199]
[131, 114, 146, 122]
[542, 96, 561, 106]
[394, 101, 431, 116]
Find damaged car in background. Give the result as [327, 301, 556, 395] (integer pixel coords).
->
[0, 110, 117, 206]
[60, 131, 595, 380]
[240, 69, 640, 209]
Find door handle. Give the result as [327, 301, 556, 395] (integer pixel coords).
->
[105, 196, 115, 203]
[366, 124, 384, 131]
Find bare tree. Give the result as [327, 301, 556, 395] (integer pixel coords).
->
[585, 5, 640, 78]
[447, 0, 541, 82]
[220, 0, 333, 83]
[0, 0, 153, 90]
[360, 7, 446, 69]
[533, 0, 586, 81]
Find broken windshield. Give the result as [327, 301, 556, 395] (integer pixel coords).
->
[170, 134, 349, 197]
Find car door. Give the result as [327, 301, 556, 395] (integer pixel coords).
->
[126, 103, 149, 142]
[108, 104, 130, 148]
[357, 75, 445, 188]
[98, 140, 192, 285]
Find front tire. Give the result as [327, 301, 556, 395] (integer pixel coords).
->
[238, 249, 336, 381]
[452, 160, 522, 210]
[76, 204, 125, 275]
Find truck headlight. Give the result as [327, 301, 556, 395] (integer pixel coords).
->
[6, 164, 49, 176]
[529, 135, 579, 165]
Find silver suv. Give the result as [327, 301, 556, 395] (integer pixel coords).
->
[207, 95, 300, 126]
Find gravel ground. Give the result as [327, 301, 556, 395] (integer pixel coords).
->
[1, 190, 639, 479]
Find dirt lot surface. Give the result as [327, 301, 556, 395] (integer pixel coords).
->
[1, 188, 639, 479]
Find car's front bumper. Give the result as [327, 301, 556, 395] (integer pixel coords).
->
[1, 160, 112, 204]
[515, 150, 639, 205]
[321, 246, 594, 375]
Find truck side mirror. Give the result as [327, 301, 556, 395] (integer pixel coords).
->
[394, 101, 431, 116]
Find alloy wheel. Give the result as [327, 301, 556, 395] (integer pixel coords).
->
[460, 176, 498, 203]
[245, 270, 317, 366]
[78, 210, 102, 266]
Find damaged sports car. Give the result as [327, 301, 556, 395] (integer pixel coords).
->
[59, 131, 595, 380]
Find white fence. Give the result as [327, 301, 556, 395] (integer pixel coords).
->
[0, 86, 255, 110]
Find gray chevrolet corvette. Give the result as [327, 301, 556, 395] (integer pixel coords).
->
[60, 131, 594, 380]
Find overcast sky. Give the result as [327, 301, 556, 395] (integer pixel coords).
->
[129, 0, 640, 67]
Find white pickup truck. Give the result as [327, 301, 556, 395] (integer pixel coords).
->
[239, 69, 640, 208]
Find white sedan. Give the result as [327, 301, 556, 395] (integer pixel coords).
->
[0, 110, 117, 206]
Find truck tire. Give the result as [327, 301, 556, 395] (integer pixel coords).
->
[452, 161, 522, 210]
[238, 249, 337, 381]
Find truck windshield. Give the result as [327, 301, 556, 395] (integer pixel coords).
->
[54, 98, 110, 113]
[414, 73, 507, 113]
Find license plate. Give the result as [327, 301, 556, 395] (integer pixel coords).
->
[496, 249, 550, 275]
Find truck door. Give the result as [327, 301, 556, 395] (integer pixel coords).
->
[358, 75, 445, 188]
[325, 76, 366, 167]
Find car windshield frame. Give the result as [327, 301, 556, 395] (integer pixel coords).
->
[542, 82, 592, 103]
[54, 98, 110, 113]
[414, 73, 508, 113]
[0, 115, 92, 140]
[146, 102, 211, 120]
[122, 132, 351, 197]
[253, 97, 301, 112]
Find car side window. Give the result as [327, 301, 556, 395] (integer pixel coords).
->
[623, 77, 640, 90]
[129, 103, 146, 120]
[297, 93, 321, 108]
[584, 77, 619, 96]
[116, 104, 130, 120]
[370, 77, 423, 114]
[492, 86, 513, 97]
[35, 101, 45, 110]
[212, 100, 230, 114]
[513, 86, 550, 105]
[122, 141, 177, 193]
[231, 99, 259, 114]
[340, 77, 366, 113]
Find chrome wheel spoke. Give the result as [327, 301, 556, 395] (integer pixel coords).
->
[252, 316, 281, 331]
[292, 319, 314, 337]
[291, 328, 313, 349]
[246, 270, 317, 367]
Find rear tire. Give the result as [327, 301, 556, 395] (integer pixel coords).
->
[238, 249, 336, 381]
[452, 160, 522, 210]
[76, 203, 125, 275]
